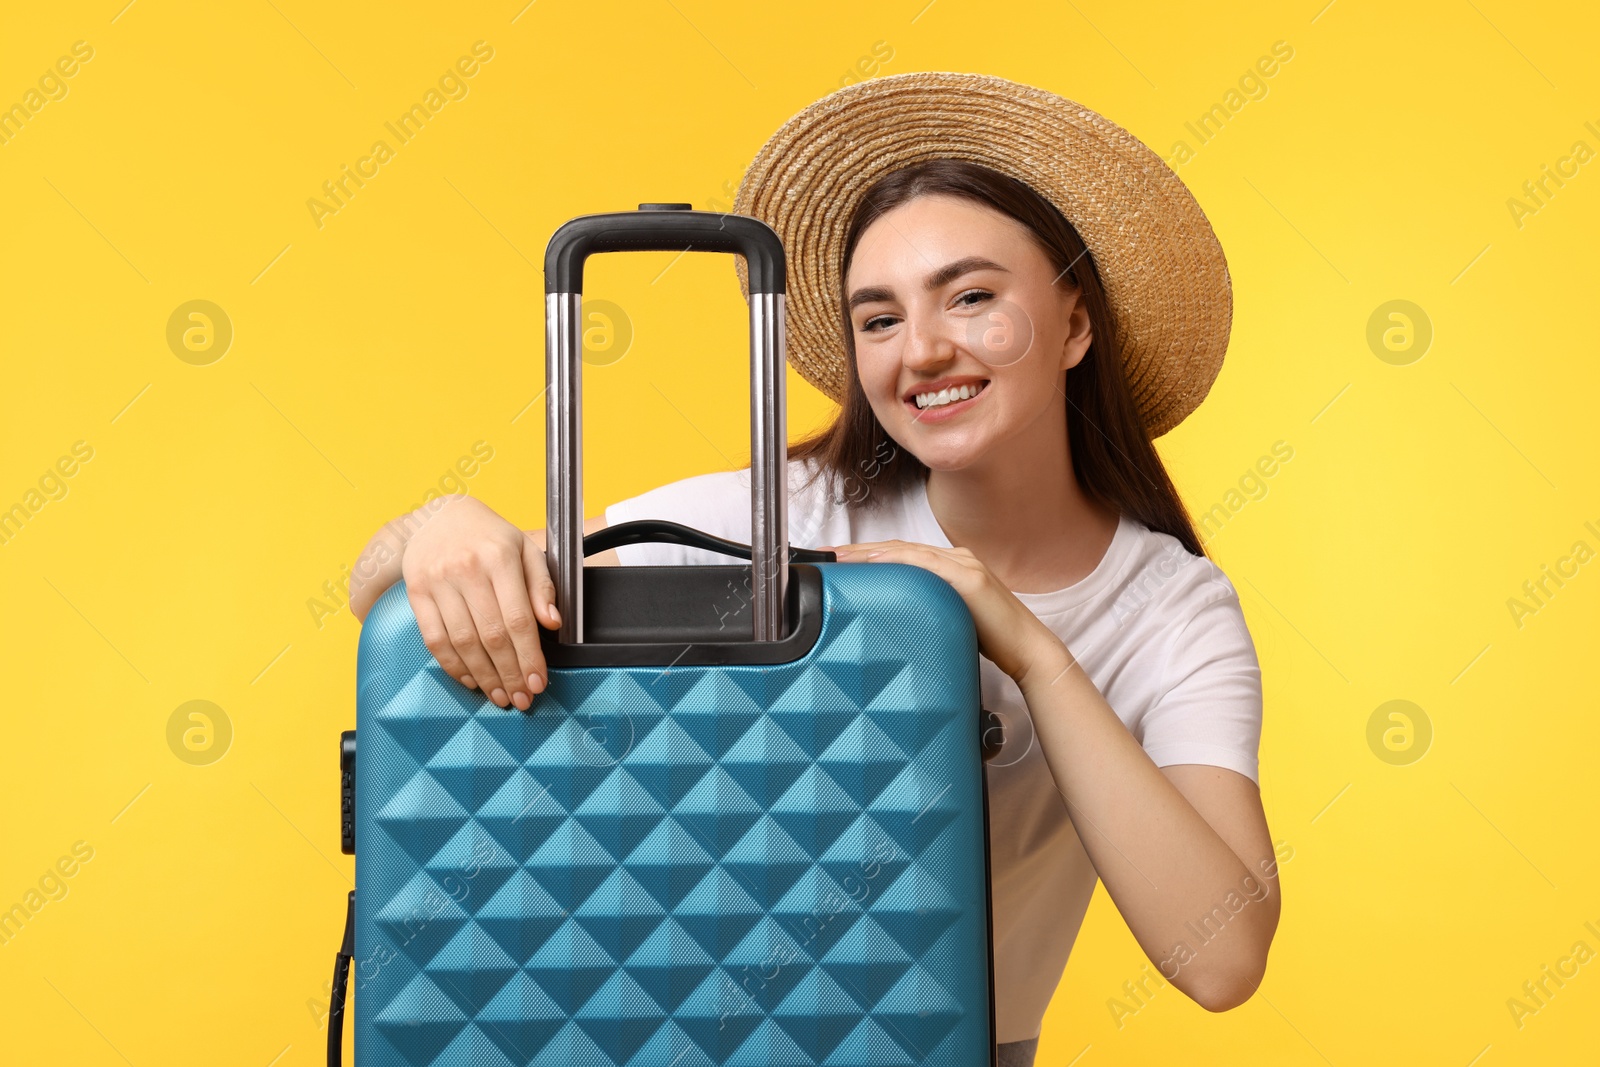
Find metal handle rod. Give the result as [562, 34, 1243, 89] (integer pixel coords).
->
[749, 292, 788, 642]
[546, 291, 584, 644]
[544, 290, 788, 644]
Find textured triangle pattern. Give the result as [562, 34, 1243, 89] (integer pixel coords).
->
[355, 563, 991, 1065]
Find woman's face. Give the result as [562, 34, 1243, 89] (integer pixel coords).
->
[844, 194, 1092, 473]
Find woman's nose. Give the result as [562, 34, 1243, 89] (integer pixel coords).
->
[901, 310, 957, 373]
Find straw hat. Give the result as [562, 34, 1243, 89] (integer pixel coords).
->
[732, 71, 1232, 438]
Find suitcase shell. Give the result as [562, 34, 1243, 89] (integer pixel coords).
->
[346, 204, 997, 1064]
[353, 558, 995, 1065]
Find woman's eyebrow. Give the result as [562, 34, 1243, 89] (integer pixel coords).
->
[847, 285, 895, 311]
[847, 255, 1009, 311]
[925, 255, 1008, 291]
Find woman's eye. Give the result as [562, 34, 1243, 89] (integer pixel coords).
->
[861, 315, 897, 332]
[954, 289, 993, 308]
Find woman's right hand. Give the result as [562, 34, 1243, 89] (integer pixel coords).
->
[399, 494, 559, 711]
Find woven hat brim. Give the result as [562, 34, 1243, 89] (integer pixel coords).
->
[732, 71, 1232, 438]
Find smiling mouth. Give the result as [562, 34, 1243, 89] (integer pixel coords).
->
[909, 380, 989, 411]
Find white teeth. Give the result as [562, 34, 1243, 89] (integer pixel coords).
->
[913, 382, 984, 410]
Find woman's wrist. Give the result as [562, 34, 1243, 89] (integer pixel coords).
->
[349, 509, 420, 621]
[1013, 631, 1078, 699]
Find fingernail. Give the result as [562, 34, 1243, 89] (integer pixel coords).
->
[529, 673, 545, 694]
[512, 691, 530, 710]
[461, 675, 477, 689]
[491, 688, 508, 706]
[550, 607, 562, 626]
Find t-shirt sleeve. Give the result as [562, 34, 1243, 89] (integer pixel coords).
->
[1138, 571, 1264, 785]
[602, 469, 758, 567]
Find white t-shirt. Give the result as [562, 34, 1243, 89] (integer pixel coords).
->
[604, 459, 1263, 1043]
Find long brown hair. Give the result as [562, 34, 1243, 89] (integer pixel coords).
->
[789, 158, 1206, 558]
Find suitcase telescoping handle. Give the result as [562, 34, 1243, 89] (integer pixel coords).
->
[543, 203, 791, 643]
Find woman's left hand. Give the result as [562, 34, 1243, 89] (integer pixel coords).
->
[826, 540, 1071, 689]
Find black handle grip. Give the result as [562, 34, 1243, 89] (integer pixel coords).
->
[544, 206, 786, 295]
[339, 731, 356, 855]
[584, 519, 835, 563]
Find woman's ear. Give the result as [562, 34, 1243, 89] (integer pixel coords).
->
[1059, 288, 1093, 371]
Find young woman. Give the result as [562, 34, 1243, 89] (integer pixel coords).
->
[351, 73, 1279, 1067]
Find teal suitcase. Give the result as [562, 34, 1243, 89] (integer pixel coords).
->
[332, 206, 1000, 1066]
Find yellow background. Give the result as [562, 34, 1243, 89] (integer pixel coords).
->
[2, 1, 1597, 1063]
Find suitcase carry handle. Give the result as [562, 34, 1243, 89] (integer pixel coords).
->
[328, 890, 354, 1067]
[544, 204, 786, 295]
[544, 204, 791, 645]
[585, 518, 835, 563]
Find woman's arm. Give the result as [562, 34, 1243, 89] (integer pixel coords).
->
[831, 539, 1278, 1012]
[1017, 648, 1279, 1011]
[347, 508, 425, 622]
[348, 494, 614, 710]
